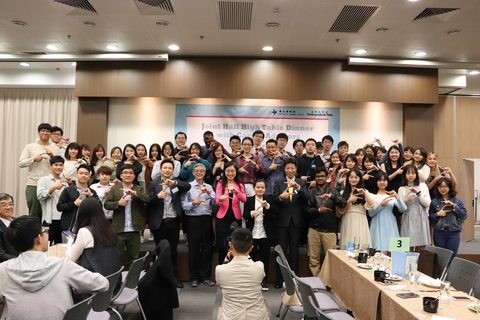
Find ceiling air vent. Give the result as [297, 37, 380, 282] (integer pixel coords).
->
[413, 8, 460, 22]
[54, 0, 97, 13]
[329, 5, 379, 33]
[134, 0, 174, 15]
[218, 1, 253, 30]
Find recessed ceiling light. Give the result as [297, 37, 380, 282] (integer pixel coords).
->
[46, 44, 58, 50]
[19, 62, 30, 67]
[376, 27, 389, 33]
[355, 49, 367, 54]
[11, 20, 28, 27]
[71, 62, 77, 66]
[105, 45, 118, 50]
[469, 71, 480, 75]
[446, 29, 460, 35]
[265, 22, 281, 29]
[168, 44, 179, 51]
[262, 46, 273, 51]
[156, 20, 169, 27]
[83, 21, 96, 27]
[414, 51, 427, 57]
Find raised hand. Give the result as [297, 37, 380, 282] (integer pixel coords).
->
[118, 195, 131, 206]
[157, 189, 170, 199]
[122, 188, 137, 197]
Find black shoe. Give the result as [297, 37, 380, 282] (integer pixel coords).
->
[176, 280, 184, 289]
[261, 282, 269, 291]
[274, 280, 283, 289]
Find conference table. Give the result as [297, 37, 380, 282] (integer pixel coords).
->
[319, 249, 477, 320]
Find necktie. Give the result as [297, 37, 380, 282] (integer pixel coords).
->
[288, 179, 293, 202]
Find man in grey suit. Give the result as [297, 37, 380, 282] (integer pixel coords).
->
[148, 158, 191, 288]
[273, 157, 308, 288]
[0, 193, 19, 262]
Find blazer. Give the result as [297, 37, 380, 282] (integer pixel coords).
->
[215, 182, 247, 220]
[243, 195, 275, 245]
[215, 256, 270, 320]
[147, 176, 191, 230]
[57, 184, 98, 231]
[104, 184, 150, 233]
[273, 176, 308, 228]
[0, 220, 18, 262]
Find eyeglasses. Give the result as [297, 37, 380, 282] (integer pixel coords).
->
[122, 171, 135, 175]
[40, 230, 48, 236]
[0, 203, 14, 208]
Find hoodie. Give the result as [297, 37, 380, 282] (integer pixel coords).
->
[0, 251, 109, 320]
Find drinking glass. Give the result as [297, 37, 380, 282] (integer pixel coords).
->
[439, 281, 451, 304]
[354, 237, 361, 251]
[410, 271, 420, 293]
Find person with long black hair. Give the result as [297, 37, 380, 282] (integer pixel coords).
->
[115, 144, 142, 185]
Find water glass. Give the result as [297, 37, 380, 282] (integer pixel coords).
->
[410, 271, 420, 293]
[440, 281, 451, 304]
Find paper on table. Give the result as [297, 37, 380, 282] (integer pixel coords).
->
[387, 285, 407, 291]
[430, 316, 455, 320]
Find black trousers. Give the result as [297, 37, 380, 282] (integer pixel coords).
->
[276, 219, 301, 281]
[48, 220, 63, 245]
[251, 238, 270, 281]
[153, 217, 180, 277]
[184, 215, 214, 281]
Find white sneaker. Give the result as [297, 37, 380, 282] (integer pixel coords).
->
[140, 235, 145, 243]
[148, 231, 154, 242]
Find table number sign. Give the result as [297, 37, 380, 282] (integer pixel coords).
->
[389, 237, 410, 252]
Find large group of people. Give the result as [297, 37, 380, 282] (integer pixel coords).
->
[0, 121, 469, 318]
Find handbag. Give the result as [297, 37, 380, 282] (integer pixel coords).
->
[417, 249, 441, 279]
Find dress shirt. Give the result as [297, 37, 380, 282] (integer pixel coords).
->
[181, 181, 216, 216]
[0, 218, 10, 227]
[251, 196, 269, 239]
[90, 182, 114, 219]
[122, 185, 135, 232]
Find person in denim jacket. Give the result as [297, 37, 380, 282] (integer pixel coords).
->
[428, 177, 467, 258]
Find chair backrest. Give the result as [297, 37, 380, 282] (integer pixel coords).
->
[445, 257, 480, 294]
[296, 278, 318, 318]
[63, 293, 96, 320]
[276, 256, 297, 297]
[125, 251, 149, 289]
[275, 245, 288, 266]
[425, 245, 453, 280]
[91, 266, 124, 312]
[470, 270, 480, 298]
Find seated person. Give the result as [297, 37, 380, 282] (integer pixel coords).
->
[0, 216, 108, 320]
[0, 193, 18, 262]
[215, 227, 270, 320]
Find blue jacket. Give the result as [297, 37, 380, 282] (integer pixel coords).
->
[428, 197, 467, 232]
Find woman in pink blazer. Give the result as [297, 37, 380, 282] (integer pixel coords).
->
[215, 162, 247, 265]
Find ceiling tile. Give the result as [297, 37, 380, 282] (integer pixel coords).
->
[177, 15, 218, 30]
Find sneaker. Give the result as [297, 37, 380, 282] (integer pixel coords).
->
[147, 231, 154, 241]
[190, 280, 198, 287]
[176, 280, 184, 289]
[261, 282, 269, 291]
[203, 280, 215, 286]
[140, 235, 145, 244]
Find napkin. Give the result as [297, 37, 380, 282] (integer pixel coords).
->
[387, 285, 407, 291]
[419, 276, 441, 287]
[431, 316, 455, 320]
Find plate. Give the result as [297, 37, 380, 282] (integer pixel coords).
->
[386, 275, 403, 281]
[468, 304, 478, 312]
[419, 277, 441, 288]
[357, 263, 373, 269]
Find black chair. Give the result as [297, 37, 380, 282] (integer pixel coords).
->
[425, 245, 453, 280]
[63, 293, 96, 320]
[308, 296, 355, 320]
[87, 266, 124, 320]
[445, 257, 480, 294]
[469, 270, 480, 298]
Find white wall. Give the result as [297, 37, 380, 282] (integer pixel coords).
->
[0, 69, 75, 88]
[108, 98, 402, 153]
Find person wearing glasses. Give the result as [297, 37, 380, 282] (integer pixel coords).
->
[428, 177, 467, 258]
[0, 193, 18, 262]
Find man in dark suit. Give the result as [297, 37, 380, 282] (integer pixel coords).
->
[148, 159, 191, 288]
[105, 164, 150, 268]
[273, 157, 308, 288]
[0, 193, 19, 262]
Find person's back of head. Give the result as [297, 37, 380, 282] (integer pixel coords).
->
[7, 216, 42, 253]
[231, 227, 253, 255]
